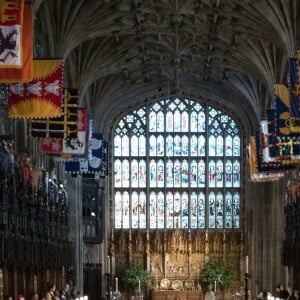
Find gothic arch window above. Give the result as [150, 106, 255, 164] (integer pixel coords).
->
[113, 98, 241, 230]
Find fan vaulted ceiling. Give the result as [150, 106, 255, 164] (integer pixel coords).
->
[32, 0, 300, 136]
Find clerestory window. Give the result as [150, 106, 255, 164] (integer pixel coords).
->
[113, 98, 241, 229]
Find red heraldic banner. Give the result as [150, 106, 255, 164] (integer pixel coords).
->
[8, 59, 63, 118]
[0, 1, 32, 82]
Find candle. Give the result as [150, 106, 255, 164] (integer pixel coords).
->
[116, 277, 118, 291]
[107, 256, 111, 273]
[138, 279, 141, 293]
[214, 280, 217, 292]
[245, 256, 249, 274]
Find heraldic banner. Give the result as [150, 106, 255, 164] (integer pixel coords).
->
[8, 59, 63, 118]
[0, 1, 32, 82]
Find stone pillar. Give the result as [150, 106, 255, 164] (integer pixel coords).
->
[69, 175, 83, 293]
[247, 178, 288, 296]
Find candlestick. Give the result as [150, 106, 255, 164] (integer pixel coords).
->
[116, 277, 118, 291]
[244, 273, 251, 300]
[138, 279, 141, 293]
[107, 256, 111, 274]
[214, 280, 217, 293]
[245, 256, 249, 274]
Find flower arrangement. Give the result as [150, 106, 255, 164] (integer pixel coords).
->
[199, 260, 231, 290]
[121, 264, 150, 289]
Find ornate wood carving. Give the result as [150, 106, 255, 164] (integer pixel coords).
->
[114, 229, 243, 287]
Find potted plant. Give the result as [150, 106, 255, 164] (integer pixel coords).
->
[199, 260, 231, 291]
[121, 264, 150, 293]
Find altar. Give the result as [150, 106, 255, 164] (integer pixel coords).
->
[152, 290, 204, 300]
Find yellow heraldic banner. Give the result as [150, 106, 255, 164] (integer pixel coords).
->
[8, 59, 64, 118]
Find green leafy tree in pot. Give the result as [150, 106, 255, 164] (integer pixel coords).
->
[121, 264, 150, 291]
[199, 260, 231, 291]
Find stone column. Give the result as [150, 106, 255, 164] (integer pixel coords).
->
[68, 175, 83, 293]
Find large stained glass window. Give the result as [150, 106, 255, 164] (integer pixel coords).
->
[113, 98, 241, 229]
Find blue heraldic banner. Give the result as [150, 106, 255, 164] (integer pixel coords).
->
[289, 57, 300, 132]
[65, 133, 104, 174]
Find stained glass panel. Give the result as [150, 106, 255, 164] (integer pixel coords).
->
[216, 136, 223, 156]
[191, 192, 197, 228]
[182, 111, 189, 132]
[131, 135, 138, 156]
[216, 160, 223, 188]
[157, 135, 164, 156]
[225, 192, 233, 228]
[216, 193, 223, 228]
[233, 160, 240, 187]
[198, 160, 205, 187]
[198, 135, 205, 156]
[190, 160, 197, 187]
[174, 159, 181, 187]
[114, 135, 121, 156]
[139, 192, 147, 228]
[233, 136, 240, 156]
[139, 136, 146, 156]
[225, 160, 232, 187]
[233, 193, 240, 228]
[198, 192, 205, 228]
[208, 160, 216, 187]
[225, 136, 232, 156]
[166, 111, 173, 132]
[190, 135, 198, 156]
[166, 135, 173, 156]
[191, 112, 198, 132]
[174, 135, 181, 155]
[150, 192, 157, 228]
[149, 135, 156, 156]
[122, 191, 130, 228]
[209, 192, 216, 228]
[150, 159, 157, 187]
[149, 111, 156, 132]
[132, 191, 139, 228]
[166, 192, 174, 228]
[174, 109, 181, 132]
[209, 136, 216, 156]
[139, 160, 146, 187]
[182, 135, 189, 156]
[114, 159, 122, 187]
[122, 160, 129, 187]
[182, 159, 189, 187]
[182, 192, 189, 228]
[157, 160, 164, 187]
[166, 159, 173, 187]
[131, 160, 138, 187]
[157, 111, 164, 132]
[157, 192, 165, 228]
[122, 136, 129, 156]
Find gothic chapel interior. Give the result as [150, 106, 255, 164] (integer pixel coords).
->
[0, 0, 300, 299]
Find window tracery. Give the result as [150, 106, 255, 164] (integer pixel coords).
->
[113, 98, 241, 230]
